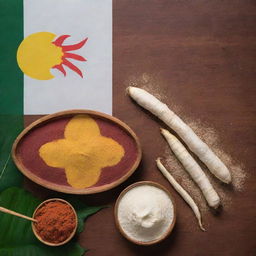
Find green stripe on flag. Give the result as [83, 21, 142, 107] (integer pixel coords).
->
[0, 0, 24, 191]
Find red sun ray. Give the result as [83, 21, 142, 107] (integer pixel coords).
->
[52, 64, 66, 76]
[53, 35, 70, 46]
[62, 59, 83, 78]
[64, 52, 87, 61]
[62, 38, 88, 52]
[52, 35, 88, 78]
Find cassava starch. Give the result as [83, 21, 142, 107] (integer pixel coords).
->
[117, 184, 174, 243]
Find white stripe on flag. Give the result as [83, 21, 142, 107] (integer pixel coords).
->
[23, 0, 112, 115]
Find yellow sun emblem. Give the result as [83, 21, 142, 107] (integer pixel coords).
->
[39, 115, 125, 189]
[17, 32, 87, 80]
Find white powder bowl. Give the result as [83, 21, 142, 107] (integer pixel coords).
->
[115, 181, 176, 245]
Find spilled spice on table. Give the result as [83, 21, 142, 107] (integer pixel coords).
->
[163, 118, 246, 212]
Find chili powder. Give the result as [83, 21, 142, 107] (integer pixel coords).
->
[34, 201, 76, 244]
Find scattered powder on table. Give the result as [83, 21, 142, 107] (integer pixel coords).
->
[187, 120, 247, 192]
[163, 118, 246, 214]
[117, 184, 174, 243]
[125, 74, 247, 226]
[125, 73, 168, 102]
[34, 201, 76, 244]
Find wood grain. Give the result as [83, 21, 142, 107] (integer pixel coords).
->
[24, 0, 256, 255]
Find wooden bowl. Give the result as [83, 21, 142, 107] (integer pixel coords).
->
[12, 109, 142, 194]
[32, 198, 78, 246]
[114, 181, 176, 245]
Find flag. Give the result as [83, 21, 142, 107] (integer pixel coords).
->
[1, 0, 113, 115]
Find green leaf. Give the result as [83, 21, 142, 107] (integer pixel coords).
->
[65, 197, 106, 233]
[0, 115, 24, 192]
[0, 187, 103, 256]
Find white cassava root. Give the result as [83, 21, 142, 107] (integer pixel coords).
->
[161, 128, 220, 209]
[156, 158, 206, 231]
[127, 86, 231, 184]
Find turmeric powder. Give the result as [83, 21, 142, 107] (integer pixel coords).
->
[39, 115, 125, 189]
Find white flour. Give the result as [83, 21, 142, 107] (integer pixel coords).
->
[117, 184, 174, 242]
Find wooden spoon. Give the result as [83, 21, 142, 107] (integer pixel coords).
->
[1, 198, 77, 247]
[0, 206, 37, 222]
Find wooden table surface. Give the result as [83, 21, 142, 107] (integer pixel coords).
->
[24, 1, 256, 255]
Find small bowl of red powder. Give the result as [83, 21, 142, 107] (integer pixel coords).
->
[32, 198, 78, 246]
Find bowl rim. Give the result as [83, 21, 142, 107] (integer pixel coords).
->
[114, 181, 177, 246]
[12, 109, 142, 194]
[32, 198, 78, 246]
